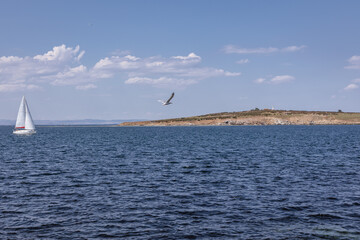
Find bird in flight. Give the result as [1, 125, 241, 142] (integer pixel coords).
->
[158, 92, 175, 105]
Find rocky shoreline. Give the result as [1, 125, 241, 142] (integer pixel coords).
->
[119, 110, 360, 126]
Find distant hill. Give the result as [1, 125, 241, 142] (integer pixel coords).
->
[0, 119, 144, 126]
[120, 109, 360, 126]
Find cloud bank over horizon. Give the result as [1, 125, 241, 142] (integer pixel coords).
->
[0, 45, 241, 92]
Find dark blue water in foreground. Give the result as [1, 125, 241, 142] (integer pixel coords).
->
[1, 126, 360, 239]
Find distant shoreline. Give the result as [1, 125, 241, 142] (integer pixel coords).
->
[119, 109, 360, 127]
[0, 124, 119, 127]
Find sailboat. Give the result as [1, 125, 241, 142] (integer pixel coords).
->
[13, 96, 36, 135]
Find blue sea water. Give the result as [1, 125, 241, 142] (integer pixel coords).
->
[0, 125, 360, 239]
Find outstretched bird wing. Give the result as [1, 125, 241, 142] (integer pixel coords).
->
[165, 92, 175, 104]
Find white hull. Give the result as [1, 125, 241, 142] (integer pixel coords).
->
[13, 129, 36, 135]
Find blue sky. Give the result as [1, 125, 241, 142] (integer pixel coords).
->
[1, 0, 360, 120]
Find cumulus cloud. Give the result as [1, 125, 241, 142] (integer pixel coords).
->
[0, 45, 86, 91]
[0, 45, 240, 91]
[34, 45, 84, 62]
[345, 56, 360, 69]
[224, 45, 306, 54]
[344, 83, 358, 90]
[93, 55, 141, 70]
[0, 56, 23, 63]
[94, 52, 240, 88]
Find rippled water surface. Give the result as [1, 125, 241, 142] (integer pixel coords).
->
[1, 125, 360, 239]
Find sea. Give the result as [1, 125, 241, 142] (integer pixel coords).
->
[0, 125, 360, 239]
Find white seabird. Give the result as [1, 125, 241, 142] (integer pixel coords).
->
[158, 92, 175, 106]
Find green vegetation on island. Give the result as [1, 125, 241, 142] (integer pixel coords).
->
[120, 109, 360, 126]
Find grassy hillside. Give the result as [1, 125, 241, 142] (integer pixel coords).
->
[120, 109, 360, 126]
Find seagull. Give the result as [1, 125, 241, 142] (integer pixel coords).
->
[158, 92, 175, 105]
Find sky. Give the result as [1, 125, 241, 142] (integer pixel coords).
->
[1, 0, 360, 121]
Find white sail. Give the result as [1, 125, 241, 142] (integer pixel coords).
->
[13, 96, 36, 134]
[15, 96, 26, 129]
[24, 99, 35, 130]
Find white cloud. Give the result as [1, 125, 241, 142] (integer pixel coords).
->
[93, 56, 140, 70]
[0, 83, 41, 92]
[224, 45, 305, 54]
[34, 45, 84, 62]
[344, 83, 358, 90]
[76, 84, 97, 90]
[224, 45, 278, 54]
[172, 52, 201, 62]
[254, 78, 266, 84]
[125, 77, 168, 84]
[281, 45, 306, 52]
[94, 52, 240, 87]
[254, 75, 295, 84]
[0, 56, 23, 63]
[51, 65, 89, 86]
[342, 79, 360, 92]
[146, 61, 164, 67]
[225, 71, 241, 77]
[0, 45, 86, 90]
[124, 55, 140, 61]
[345, 56, 360, 69]
[77, 51, 85, 61]
[237, 59, 249, 64]
[0, 45, 240, 91]
[270, 75, 295, 84]
[125, 77, 197, 87]
[177, 68, 240, 78]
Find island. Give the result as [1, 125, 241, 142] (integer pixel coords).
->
[119, 109, 360, 126]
